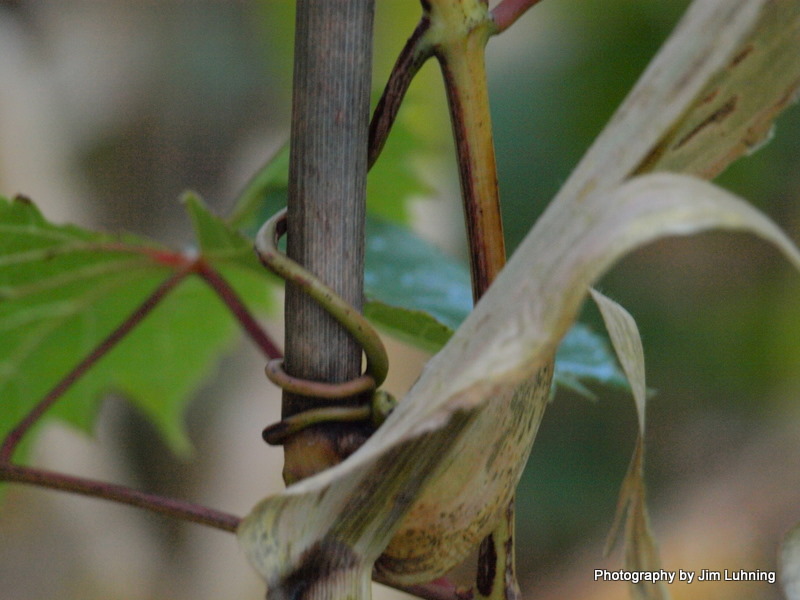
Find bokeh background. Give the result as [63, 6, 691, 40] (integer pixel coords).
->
[1, 1, 799, 599]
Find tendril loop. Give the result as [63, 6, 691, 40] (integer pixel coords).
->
[254, 209, 393, 445]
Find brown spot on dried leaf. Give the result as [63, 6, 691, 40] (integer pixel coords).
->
[673, 95, 739, 150]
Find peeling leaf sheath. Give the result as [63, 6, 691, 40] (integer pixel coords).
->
[635, 1, 800, 178]
[590, 291, 646, 431]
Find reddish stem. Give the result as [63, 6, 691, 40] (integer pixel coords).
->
[0, 268, 191, 464]
[368, 18, 433, 169]
[0, 457, 474, 600]
[490, 0, 545, 33]
[195, 260, 282, 359]
[437, 35, 506, 299]
[0, 245, 477, 599]
[0, 463, 240, 532]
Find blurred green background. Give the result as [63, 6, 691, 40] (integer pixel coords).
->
[1, 1, 798, 599]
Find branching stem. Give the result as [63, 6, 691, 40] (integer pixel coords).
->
[368, 19, 433, 168]
[195, 260, 282, 359]
[0, 253, 281, 536]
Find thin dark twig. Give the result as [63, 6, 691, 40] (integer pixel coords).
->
[490, 0, 546, 33]
[368, 18, 433, 169]
[195, 260, 282, 359]
[0, 268, 191, 464]
[0, 462, 471, 594]
[0, 463, 241, 533]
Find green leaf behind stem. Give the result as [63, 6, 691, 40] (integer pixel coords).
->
[227, 149, 628, 392]
[240, 171, 800, 593]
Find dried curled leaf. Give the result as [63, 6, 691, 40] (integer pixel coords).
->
[239, 172, 800, 593]
[239, 0, 800, 594]
[562, 0, 799, 196]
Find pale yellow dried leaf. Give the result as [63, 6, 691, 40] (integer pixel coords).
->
[635, 1, 800, 178]
[591, 290, 647, 430]
[239, 173, 800, 590]
[238, 0, 800, 593]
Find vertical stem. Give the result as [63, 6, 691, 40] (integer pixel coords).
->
[434, 13, 525, 599]
[283, 0, 375, 483]
[438, 32, 507, 298]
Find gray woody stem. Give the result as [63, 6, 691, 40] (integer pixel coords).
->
[283, 0, 376, 483]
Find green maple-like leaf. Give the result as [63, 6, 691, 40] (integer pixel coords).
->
[0, 195, 271, 459]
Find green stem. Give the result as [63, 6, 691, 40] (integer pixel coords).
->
[255, 209, 388, 387]
[425, 4, 526, 599]
[436, 30, 507, 298]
